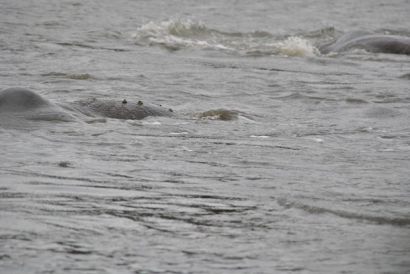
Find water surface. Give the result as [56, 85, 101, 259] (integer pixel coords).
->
[1, 0, 410, 273]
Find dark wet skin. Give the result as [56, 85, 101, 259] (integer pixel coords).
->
[0, 88, 174, 121]
[74, 97, 174, 120]
[0, 88, 239, 122]
[0, 88, 50, 111]
[320, 32, 410, 55]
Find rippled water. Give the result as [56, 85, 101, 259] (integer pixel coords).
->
[1, 0, 410, 273]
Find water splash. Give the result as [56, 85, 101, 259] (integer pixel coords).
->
[274, 36, 320, 57]
[132, 19, 232, 51]
[132, 19, 320, 57]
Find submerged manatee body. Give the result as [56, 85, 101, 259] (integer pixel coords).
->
[0, 88, 75, 125]
[0, 88, 174, 126]
[320, 32, 410, 55]
[73, 98, 174, 120]
[0, 87, 49, 111]
[0, 88, 239, 128]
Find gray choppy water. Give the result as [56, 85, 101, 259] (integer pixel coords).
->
[1, 1, 410, 273]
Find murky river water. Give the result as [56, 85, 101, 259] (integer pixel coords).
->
[1, 0, 410, 273]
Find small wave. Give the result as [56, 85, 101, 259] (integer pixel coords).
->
[302, 27, 340, 39]
[132, 19, 319, 57]
[42, 72, 94, 80]
[56, 42, 129, 52]
[278, 198, 410, 226]
[132, 19, 232, 52]
[270, 36, 319, 57]
[164, 19, 210, 37]
[195, 109, 238, 121]
[345, 97, 368, 104]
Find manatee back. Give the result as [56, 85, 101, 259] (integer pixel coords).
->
[76, 98, 174, 120]
[320, 32, 410, 55]
[0, 88, 75, 126]
[343, 35, 410, 55]
[319, 31, 371, 54]
[0, 88, 50, 111]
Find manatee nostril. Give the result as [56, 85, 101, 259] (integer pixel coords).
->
[137, 100, 143, 106]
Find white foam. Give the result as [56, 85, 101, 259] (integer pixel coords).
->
[250, 135, 270, 138]
[132, 20, 320, 57]
[274, 36, 320, 57]
[170, 132, 189, 135]
[142, 121, 161, 125]
[132, 19, 231, 51]
[313, 137, 324, 143]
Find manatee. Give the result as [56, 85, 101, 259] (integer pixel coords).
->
[320, 32, 410, 55]
[72, 98, 174, 120]
[0, 87, 49, 111]
[0, 88, 75, 123]
[0, 88, 242, 128]
[0, 88, 173, 124]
